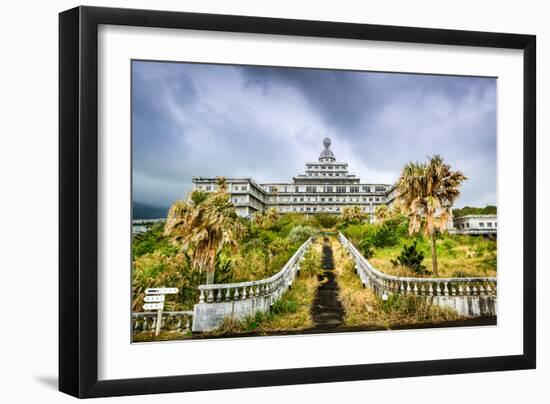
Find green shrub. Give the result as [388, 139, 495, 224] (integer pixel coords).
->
[132, 222, 178, 258]
[343, 223, 376, 245]
[358, 238, 375, 259]
[272, 299, 298, 314]
[314, 213, 339, 228]
[441, 238, 457, 257]
[288, 225, 317, 244]
[481, 251, 497, 272]
[391, 241, 429, 275]
[372, 222, 399, 247]
[451, 270, 470, 278]
[299, 248, 323, 277]
[381, 294, 421, 315]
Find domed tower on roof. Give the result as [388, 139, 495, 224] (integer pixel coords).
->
[319, 137, 336, 162]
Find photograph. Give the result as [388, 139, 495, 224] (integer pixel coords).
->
[131, 60, 498, 342]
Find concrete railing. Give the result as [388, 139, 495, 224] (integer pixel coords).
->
[132, 311, 193, 334]
[192, 237, 313, 331]
[338, 232, 497, 317]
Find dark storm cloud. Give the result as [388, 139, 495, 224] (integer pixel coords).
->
[132, 61, 496, 209]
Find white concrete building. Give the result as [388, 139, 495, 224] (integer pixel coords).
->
[192, 138, 390, 218]
[452, 214, 498, 235]
[192, 138, 495, 232]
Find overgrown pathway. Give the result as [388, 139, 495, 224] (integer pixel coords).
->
[310, 237, 345, 329]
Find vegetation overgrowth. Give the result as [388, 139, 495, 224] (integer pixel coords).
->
[452, 205, 497, 217]
[331, 238, 461, 328]
[133, 156, 496, 340]
[133, 205, 321, 313]
[206, 240, 324, 336]
[339, 217, 496, 278]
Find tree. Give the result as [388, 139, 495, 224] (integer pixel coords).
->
[165, 177, 246, 284]
[341, 205, 367, 225]
[396, 155, 466, 276]
[189, 189, 209, 206]
[374, 205, 389, 223]
[265, 207, 280, 225]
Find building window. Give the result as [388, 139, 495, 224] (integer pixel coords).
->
[369, 197, 373, 201]
[300, 198, 304, 202]
[494, 222, 497, 227]
[466, 223, 470, 228]
[306, 186, 316, 193]
[328, 198, 333, 202]
[350, 186, 359, 193]
[375, 186, 386, 192]
[375, 197, 380, 202]
[336, 186, 346, 193]
[479, 222, 485, 227]
[206, 185, 212, 191]
[487, 222, 492, 227]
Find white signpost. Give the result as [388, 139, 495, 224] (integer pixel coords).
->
[143, 287, 179, 336]
[144, 295, 165, 303]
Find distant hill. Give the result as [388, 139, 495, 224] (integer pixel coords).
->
[453, 205, 497, 218]
[133, 202, 168, 220]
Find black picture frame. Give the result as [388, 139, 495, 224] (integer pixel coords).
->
[59, 5, 536, 398]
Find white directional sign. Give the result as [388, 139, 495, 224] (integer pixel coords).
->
[144, 295, 165, 303]
[145, 288, 178, 295]
[143, 303, 164, 311]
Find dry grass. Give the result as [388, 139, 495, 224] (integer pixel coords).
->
[332, 238, 461, 328]
[205, 238, 323, 336]
[133, 329, 192, 342]
[369, 237, 497, 279]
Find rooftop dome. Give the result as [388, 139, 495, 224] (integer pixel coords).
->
[319, 137, 335, 162]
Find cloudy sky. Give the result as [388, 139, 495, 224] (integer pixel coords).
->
[132, 60, 496, 209]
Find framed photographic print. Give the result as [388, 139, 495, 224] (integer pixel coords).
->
[59, 6, 536, 398]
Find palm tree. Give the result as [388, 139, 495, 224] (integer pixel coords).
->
[342, 205, 367, 224]
[396, 155, 466, 277]
[265, 207, 280, 224]
[165, 178, 245, 284]
[374, 205, 389, 223]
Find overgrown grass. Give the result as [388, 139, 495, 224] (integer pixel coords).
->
[370, 234, 497, 278]
[340, 219, 497, 278]
[332, 238, 461, 328]
[133, 329, 192, 342]
[207, 276, 319, 336]
[205, 239, 323, 336]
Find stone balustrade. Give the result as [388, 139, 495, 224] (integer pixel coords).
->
[192, 237, 313, 331]
[132, 311, 193, 334]
[338, 232, 497, 317]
